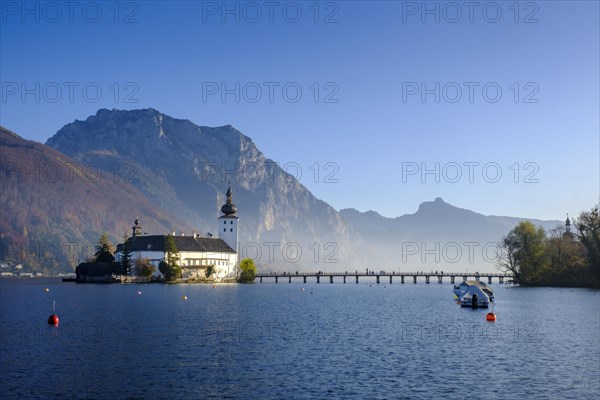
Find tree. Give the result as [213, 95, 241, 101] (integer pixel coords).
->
[164, 234, 179, 268]
[205, 265, 215, 279]
[238, 258, 256, 283]
[159, 260, 181, 281]
[574, 207, 600, 285]
[497, 221, 546, 284]
[95, 233, 115, 258]
[135, 258, 155, 277]
[120, 234, 132, 276]
[160, 234, 182, 281]
[544, 227, 587, 283]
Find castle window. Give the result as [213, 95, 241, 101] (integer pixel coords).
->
[230, 228, 233, 232]
[224, 228, 226, 232]
[230, 221, 233, 224]
[224, 221, 226, 225]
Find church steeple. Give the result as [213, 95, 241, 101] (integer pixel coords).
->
[132, 217, 142, 237]
[218, 184, 239, 253]
[563, 213, 574, 240]
[220, 183, 238, 216]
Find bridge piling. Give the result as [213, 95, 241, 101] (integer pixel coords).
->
[303, 276, 306, 284]
[389, 275, 393, 284]
[426, 276, 430, 284]
[329, 276, 333, 284]
[355, 275, 359, 284]
[317, 275, 320, 284]
[343, 276, 346, 284]
[401, 276, 404, 284]
[438, 276, 443, 284]
[413, 275, 417, 284]
[376, 275, 380, 284]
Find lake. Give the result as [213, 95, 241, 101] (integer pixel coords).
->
[1, 278, 599, 399]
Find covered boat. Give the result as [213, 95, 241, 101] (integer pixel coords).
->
[453, 280, 494, 301]
[460, 285, 490, 308]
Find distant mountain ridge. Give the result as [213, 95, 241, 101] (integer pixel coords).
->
[340, 198, 562, 271]
[341, 197, 560, 236]
[1, 109, 565, 274]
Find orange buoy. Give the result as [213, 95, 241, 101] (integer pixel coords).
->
[486, 312, 496, 322]
[44, 288, 49, 292]
[48, 300, 59, 325]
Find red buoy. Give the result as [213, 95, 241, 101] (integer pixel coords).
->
[486, 312, 496, 322]
[48, 300, 59, 325]
[48, 314, 59, 325]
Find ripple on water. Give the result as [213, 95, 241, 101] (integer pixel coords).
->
[0, 280, 598, 399]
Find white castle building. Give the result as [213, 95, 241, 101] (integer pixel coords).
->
[116, 185, 239, 280]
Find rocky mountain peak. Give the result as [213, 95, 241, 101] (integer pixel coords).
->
[42, 108, 370, 270]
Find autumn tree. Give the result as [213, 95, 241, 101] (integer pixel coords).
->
[135, 258, 155, 277]
[94, 233, 115, 259]
[544, 227, 587, 284]
[238, 258, 256, 283]
[574, 207, 600, 286]
[497, 221, 546, 284]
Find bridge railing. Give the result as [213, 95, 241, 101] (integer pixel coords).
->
[255, 272, 513, 277]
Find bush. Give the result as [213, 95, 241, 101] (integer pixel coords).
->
[239, 268, 255, 283]
[206, 265, 215, 279]
[135, 258, 155, 277]
[159, 260, 181, 281]
[238, 258, 256, 283]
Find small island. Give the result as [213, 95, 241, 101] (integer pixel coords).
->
[73, 185, 255, 284]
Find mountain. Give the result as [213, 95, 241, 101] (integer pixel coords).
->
[0, 126, 190, 273]
[340, 198, 563, 272]
[2, 108, 565, 275]
[46, 109, 373, 271]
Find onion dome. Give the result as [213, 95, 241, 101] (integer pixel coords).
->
[221, 184, 238, 215]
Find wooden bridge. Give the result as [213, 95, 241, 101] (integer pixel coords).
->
[254, 271, 514, 285]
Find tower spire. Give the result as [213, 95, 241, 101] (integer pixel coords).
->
[221, 183, 237, 215]
[217, 184, 239, 256]
[562, 213, 575, 240]
[132, 217, 142, 237]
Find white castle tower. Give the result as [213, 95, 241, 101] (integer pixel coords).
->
[218, 184, 239, 252]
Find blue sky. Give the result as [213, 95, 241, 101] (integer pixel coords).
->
[1, 0, 598, 220]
